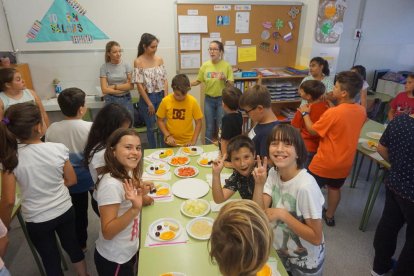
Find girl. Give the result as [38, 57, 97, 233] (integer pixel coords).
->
[100, 41, 134, 121]
[252, 124, 325, 276]
[94, 128, 143, 275]
[351, 65, 369, 110]
[0, 103, 88, 276]
[133, 33, 168, 148]
[191, 40, 234, 144]
[0, 67, 49, 126]
[387, 73, 414, 121]
[209, 200, 273, 276]
[301, 57, 333, 99]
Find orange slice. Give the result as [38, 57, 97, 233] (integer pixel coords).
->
[256, 264, 271, 276]
[160, 230, 176, 241]
[155, 188, 169, 196]
[155, 169, 166, 175]
[200, 158, 209, 165]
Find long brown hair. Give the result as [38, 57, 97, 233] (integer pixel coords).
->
[104, 41, 120, 63]
[100, 128, 143, 186]
[0, 103, 42, 172]
[0, 67, 17, 91]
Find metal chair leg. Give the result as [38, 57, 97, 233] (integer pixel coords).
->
[366, 159, 373, 181]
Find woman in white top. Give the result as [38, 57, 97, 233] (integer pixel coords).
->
[133, 33, 168, 148]
[0, 103, 88, 276]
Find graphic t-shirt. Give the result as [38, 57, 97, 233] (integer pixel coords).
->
[196, 60, 234, 97]
[390, 91, 414, 118]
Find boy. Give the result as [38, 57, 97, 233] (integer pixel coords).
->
[219, 86, 243, 157]
[239, 84, 279, 157]
[299, 71, 366, 226]
[291, 80, 329, 167]
[212, 135, 256, 203]
[157, 74, 203, 146]
[45, 87, 93, 251]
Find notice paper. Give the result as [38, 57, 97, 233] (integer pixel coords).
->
[238, 46, 256, 62]
[224, 45, 237, 66]
[180, 53, 200, 69]
[180, 34, 200, 51]
[235, 12, 250, 33]
[178, 15, 208, 33]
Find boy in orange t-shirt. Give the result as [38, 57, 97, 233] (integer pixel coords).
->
[291, 80, 329, 167]
[299, 71, 366, 226]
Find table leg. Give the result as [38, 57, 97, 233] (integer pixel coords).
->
[351, 153, 365, 188]
[366, 159, 373, 181]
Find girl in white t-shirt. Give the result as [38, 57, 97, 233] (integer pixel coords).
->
[252, 124, 325, 276]
[0, 103, 88, 276]
[94, 128, 144, 275]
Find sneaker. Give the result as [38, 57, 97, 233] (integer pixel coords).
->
[370, 270, 384, 276]
[322, 207, 335, 227]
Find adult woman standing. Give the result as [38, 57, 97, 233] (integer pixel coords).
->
[133, 33, 168, 149]
[100, 41, 134, 120]
[191, 40, 234, 144]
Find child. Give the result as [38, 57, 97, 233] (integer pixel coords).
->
[212, 135, 256, 203]
[301, 57, 334, 93]
[0, 103, 88, 276]
[156, 74, 203, 146]
[239, 84, 279, 158]
[252, 124, 325, 276]
[351, 65, 369, 110]
[209, 200, 273, 276]
[372, 112, 414, 276]
[387, 73, 414, 121]
[0, 219, 10, 276]
[291, 80, 329, 167]
[45, 87, 93, 251]
[94, 128, 144, 275]
[219, 86, 243, 157]
[0, 67, 49, 126]
[298, 71, 367, 226]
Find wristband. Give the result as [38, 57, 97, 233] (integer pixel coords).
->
[301, 111, 309, 117]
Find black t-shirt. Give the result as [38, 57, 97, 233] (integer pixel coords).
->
[221, 112, 243, 140]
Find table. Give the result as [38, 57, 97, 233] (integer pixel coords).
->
[138, 145, 288, 276]
[349, 120, 390, 231]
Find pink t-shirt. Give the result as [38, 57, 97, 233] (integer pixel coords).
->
[390, 91, 414, 118]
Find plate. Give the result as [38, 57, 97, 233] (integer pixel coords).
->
[149, 218, 182, 242]
[366, 132, 383, 140]
[186, 217, 214, 240]
[361, 141, 377, 152]
[181, 146, 203, 156]
[174, 166, 199, 178]
[168, 156, 190, 166]
[197, 156, 214, 167]
[181, 199, 210, 217]
[148, 182, 171, 198]
[172, 178, 210, 199]
[151, 149, 174, 160]
[145, 162, 170, 176]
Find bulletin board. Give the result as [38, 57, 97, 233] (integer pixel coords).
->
[176, 1, 303, 73]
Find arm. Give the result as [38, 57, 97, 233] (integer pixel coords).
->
[360, 88, 368, 110]
[100, 77, 124, 95]
[0, 100, 4, 120]
[377, 143, 389, 162]
[191, 80, 201, 87]
[387, 107, 395, 121]
[156, 116, 176, 146]
[114, 72, 134, 91]
[220, 139, 229, 157]
[63, 160, 77, 187]
[30, 90, 50, 127]
[0, 172, 16, 228]
[159, 58, 168, 97]
[0, 236, 8, 258]
[189, 118, 202, 146]
[297, 105, 319, 136]
[266, 209, 323, 245]
[211, 155, 235, 203]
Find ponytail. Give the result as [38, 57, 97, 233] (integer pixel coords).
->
[0, 103, 42, 171]
[137, 33, 158, 57]
[311, 57, 330, 76]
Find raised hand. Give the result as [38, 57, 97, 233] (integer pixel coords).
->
[253, 155, 268, 187]
[298, 104, 310, 113]
[123, 179, 143, 211]
[212, 154, 226, 175]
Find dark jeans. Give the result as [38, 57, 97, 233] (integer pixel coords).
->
[70, 191, 89, 248]
[25, 207, 84, 276]
[94, 248, 137, 276]
[373, 187, 414, 275]
[138, 91, 164, 148]
[204, 95, 223, 144]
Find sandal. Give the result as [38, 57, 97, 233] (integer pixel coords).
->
[322, 207, 335, 227]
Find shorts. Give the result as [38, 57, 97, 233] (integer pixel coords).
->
[308, 171, 346, 190]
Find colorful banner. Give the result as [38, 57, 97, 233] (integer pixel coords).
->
[27, 0, 108, 43]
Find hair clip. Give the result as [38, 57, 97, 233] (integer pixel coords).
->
[1, 117, 10, 125]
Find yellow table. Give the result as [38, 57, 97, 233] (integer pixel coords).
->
[138, 145, 288, 276]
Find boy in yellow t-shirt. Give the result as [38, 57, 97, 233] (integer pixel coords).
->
[156, 74, 203, 146]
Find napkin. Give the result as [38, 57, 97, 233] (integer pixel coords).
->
[142, 172, 172, 181]
[267, 257, 281, 276]
[151, 195, 174, 203]
[210, 199, 241, 212]
[144, 229, 189, 247]
[205, 173, 232, 187]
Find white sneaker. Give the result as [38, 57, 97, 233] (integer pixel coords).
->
[371, 270, 384, 276]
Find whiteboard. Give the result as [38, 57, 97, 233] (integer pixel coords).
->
[2, 0, 165, 52]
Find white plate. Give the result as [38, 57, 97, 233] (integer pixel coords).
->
[145, 162, 170, 176]
[180, 146, 203, 156]
[366, 132, 383, 140]
[197, 156, 213, 167]
[186, 217, 214, 240]
[174, 165, 199, 178]
[361, 141, 377, 152]
[148, 182, 171, 198]
[167, 156, 190, 167]
[172, 178, 210, 199]
[181, 199, 210, 217]
[148, 218, 182, 242]
[150, 149, 174, 160]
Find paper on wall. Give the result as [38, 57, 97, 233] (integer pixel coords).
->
[224, 45, 237, 66]
[187, 9, 198, 15]
[235, 12, 250, 33]
[241, 39, 251, 45]
[238, 46, 256, 62]
[201, 37, 222, 64]
[180, 53, 200, 69]
[178, 15, 208, 33]
[180, 34, 200, 51]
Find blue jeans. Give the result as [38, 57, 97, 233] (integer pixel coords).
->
[204, 95, 224, 144]
[138, 91, 164, 148]
[104, 93, 134, 124]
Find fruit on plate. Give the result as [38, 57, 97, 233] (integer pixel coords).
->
[177, 166, 196, 177]
[164, 221, 179, 232]
[159, 149, 173, 159]
[170, 156, 189, 166]
[256, 264, 272, 276]
[155, 187, 170, 196]
[199, 158, 213, 166]
[367, 140, 378, 150]
[183, 200, 208, 216]
[160, 231, 176, 241]
[155, 169, 166, 175]
[183, 147, 197, 154]
[190, 220, 212, 237]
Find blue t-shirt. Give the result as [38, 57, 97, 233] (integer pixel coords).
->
[380, 113, 414, 202]
[248, 121, 280, 157]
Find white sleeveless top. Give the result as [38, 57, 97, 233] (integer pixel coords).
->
[0, 89, 35, 111]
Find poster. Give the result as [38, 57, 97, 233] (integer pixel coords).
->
[315, 0, 347, 44]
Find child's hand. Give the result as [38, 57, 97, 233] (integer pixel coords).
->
[142, 181, 154, 195]
[123, 179, 143, 211]
[298, 104, 310, 113]
[265, 208, 287, 222]
[253, 155, 268, 186]
[212, 154, 226, 175]
[165, 136, 177, 146]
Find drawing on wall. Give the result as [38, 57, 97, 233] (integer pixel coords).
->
[315, 0, 347, 44]
[26, 0, 108, 44]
